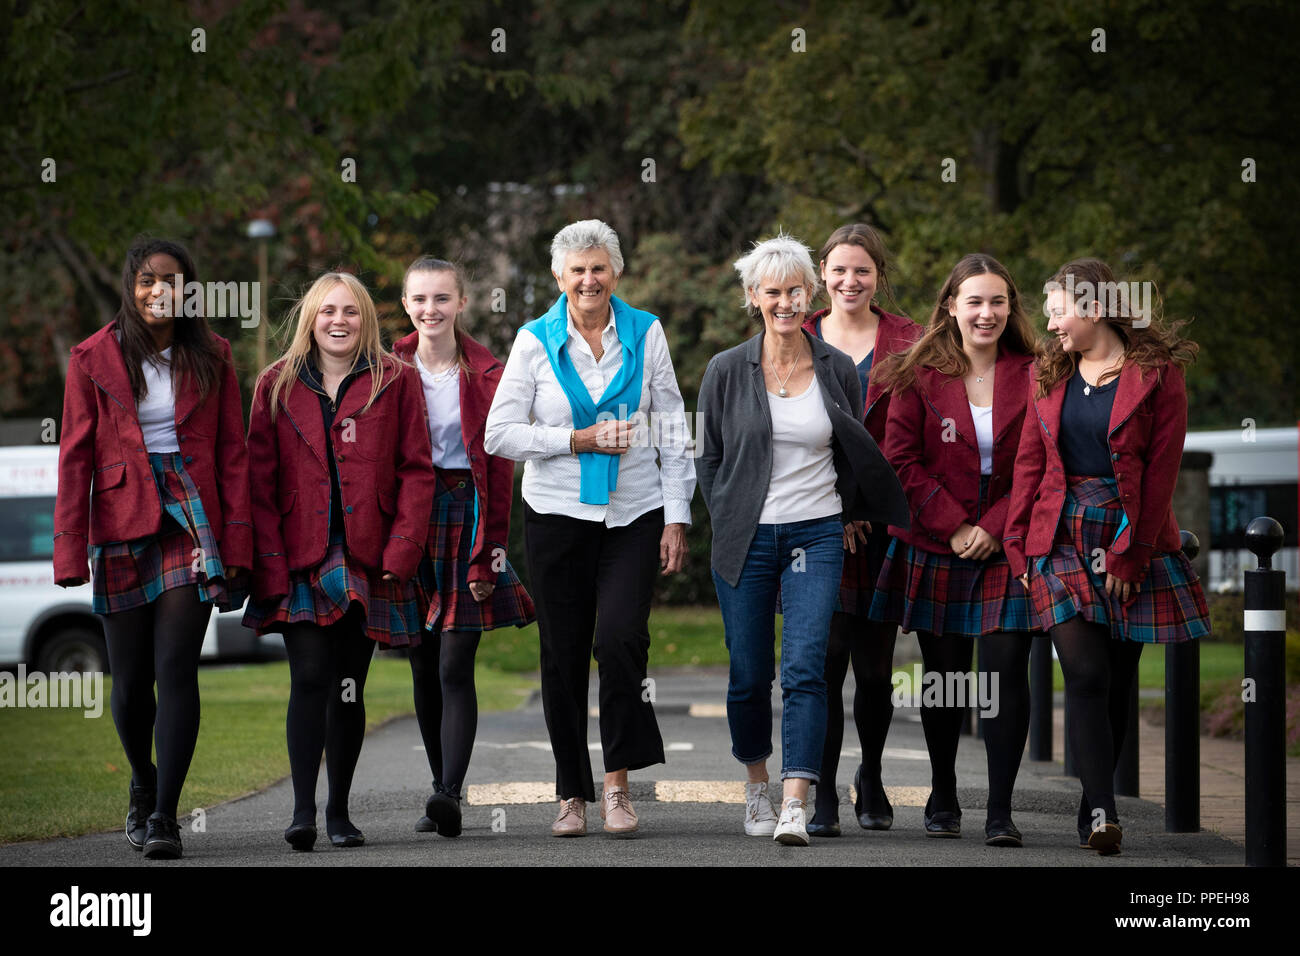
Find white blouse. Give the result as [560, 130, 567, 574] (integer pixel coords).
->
[137, 348, 179, 453]
[969, 401, 994, 476]
[759, 378, 841, 524]
[415, 353, 472, 469]
[484, 308, 696, 527]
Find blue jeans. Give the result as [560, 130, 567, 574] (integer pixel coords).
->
[712, 516, 844, 781]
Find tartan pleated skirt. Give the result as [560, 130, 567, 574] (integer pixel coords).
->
[867, 537, 1035, 638]
[417, 468, 536, 634]
[91, 452, 247, 614]
[1027, 475, 1211, 644]
[242, 531, 425, 647]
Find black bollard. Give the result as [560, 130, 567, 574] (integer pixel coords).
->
[1028, 635, 1053, 761]
[1165, 529, 1201, 831]
[1243, 517, 1286, 866]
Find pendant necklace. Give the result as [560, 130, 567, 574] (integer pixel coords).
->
[1081, 349, 1124, 396]
[768, 355, 798, 397]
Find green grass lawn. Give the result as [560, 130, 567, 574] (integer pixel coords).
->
[476, 606, 735, 671]
[0, 658, 535, 845]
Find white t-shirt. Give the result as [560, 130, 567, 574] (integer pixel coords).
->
[758, 379, 842, 524]
[969, 401, 994, 476]
[138, 348, 180, 453]
[415, 353, 471, 469]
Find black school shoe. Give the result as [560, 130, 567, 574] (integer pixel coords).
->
[142, 813, 183, 860]
[1080, 821, 1123, 855]
[854, 765, 893, 830]
[284, 823, 318, 851]
[125, 783, 155, 851]
[922, 795, 961, 838]
[426, 789, 463, 838]
[327, 819, 365, 848]
[984, 818, 1023, 847]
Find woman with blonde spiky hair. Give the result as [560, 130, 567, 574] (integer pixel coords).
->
[697, 232, 908, 846]
[243, 271, 436, 852]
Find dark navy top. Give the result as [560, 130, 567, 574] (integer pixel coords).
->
[1059, 366, 1118, 478]
[301, 353, 371, 536]
[815, 315, 873, 408]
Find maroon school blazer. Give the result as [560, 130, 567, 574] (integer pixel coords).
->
[803, 305, 922, 444]
[881, 345, 1036, 554]
[1004, 360, 1188, 583]
[391, 329, 515, 584]
[53, 322, 252, 585]
[246, 352, 435, 600]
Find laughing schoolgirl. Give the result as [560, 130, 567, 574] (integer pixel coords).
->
[801, 224, 921, 835]
[869, 254, 1039, 846]
[54, 237, 252, 860]
[244, 272, 435, 851]
[1005, 258, 1210, 856]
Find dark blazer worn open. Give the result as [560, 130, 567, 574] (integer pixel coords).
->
[697, 328, 909, 587]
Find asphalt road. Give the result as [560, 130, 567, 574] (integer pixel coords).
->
[0, 667, 1243, 867]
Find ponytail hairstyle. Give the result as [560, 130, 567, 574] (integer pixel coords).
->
[259, 272, 392, 420]
[401, 256, 471, 373]
[115, 237, 223, 403]
[1033, 257, 1198, 399]
[874, 253, 1037, 394]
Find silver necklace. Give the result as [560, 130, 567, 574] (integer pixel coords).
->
[768, 356, 798, 397]
[1080, 350, 1124, 396]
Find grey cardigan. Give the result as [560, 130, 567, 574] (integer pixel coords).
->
[697, 329, 910, 587]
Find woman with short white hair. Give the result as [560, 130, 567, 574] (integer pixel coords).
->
[697, 233, 908, 845]
[486, 219, 696, 838]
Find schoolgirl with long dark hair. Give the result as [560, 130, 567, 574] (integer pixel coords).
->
[1006, 258, 1210, 855]
[54, 237, 252, 859]
[869, 253, 1039, 845]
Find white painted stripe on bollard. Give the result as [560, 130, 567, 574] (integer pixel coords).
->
[1243, 609, 1286, 632]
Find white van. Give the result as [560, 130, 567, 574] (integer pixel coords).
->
[0, 445, 282, 670]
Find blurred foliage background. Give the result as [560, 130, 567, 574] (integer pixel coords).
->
[4, 0, 1297, 602]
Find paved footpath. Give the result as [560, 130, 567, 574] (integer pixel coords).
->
[0, 668, 1266, 867]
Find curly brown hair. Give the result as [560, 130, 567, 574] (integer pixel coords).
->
[1033, 258, 1199, 399]
[873, 253, 1037, 394]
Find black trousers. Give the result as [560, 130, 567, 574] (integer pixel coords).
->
[524, 503, 666, 801]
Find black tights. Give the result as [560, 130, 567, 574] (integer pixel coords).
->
[282, 609, 376, 834]
[917, 634, 974, 814]
[102, 586, 212, 820]
[1050, 617, 1143, 829]
[409, 629, 482, 796]
[917, 631, 1032, 819]
[813, 612, 896, 821]
[979, 632, 1034, 817]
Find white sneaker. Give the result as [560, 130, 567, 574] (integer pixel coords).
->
[744, 781, 778, 836]
[774, 798, 810, 846]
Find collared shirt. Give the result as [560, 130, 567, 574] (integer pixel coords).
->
[413, 352, 472, 469]
[300, 351, 372, 535]
[138, 347, 180, 453]
[485, 306, 696, 527]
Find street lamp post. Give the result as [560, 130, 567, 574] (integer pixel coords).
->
[246, 219, 275, 371]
